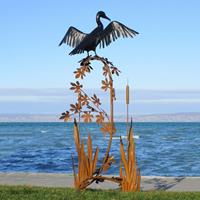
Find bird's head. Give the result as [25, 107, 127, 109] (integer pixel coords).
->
[96, 11, 111, 21]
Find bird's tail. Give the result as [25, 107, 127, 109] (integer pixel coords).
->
[69, 47, 84, 55]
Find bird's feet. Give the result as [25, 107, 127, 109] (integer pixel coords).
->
[78, 55, 92, 66]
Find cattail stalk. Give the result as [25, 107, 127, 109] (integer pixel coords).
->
[126, 83, 129, 136]
[126, 84, 129, 105]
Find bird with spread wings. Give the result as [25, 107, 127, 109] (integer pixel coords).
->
[59, 11, 139, 56]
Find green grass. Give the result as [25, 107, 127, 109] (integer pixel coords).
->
[0, 185, 200, 200]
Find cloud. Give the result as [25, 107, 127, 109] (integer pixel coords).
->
[0, 88, 200, 114]
[134, 98, 200, 104]
[0, 88, 66, 96]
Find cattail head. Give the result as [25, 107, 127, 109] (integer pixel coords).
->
[126, 84, 129, 105]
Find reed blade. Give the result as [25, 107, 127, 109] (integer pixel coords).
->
[74, 119, 80, 152]
[92, 147, 99, 173]
[120, 136, 130, 181]
[87, 133, 93, 175]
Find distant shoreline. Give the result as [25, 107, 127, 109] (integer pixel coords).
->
[0, 113, 200, 122]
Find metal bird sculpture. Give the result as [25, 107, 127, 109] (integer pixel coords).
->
[59, 11, 139, 56]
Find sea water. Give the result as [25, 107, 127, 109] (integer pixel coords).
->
[0, 122, 200, 176]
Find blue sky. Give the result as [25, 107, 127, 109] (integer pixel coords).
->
[0, 1, 200, 114]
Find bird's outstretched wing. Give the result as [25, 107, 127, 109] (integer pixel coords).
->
[99, 21, 139, 48]
[59, 26, 87, 47]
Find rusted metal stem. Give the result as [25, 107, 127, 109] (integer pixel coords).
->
[79, 175, 122, 190]
[126, 84, 129, 137]
[82, 55, 114, 168]
[103, 71, 114, 164]
[73, 55, 118, 190]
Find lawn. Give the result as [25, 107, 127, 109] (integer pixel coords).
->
[0, 185, 200, 200]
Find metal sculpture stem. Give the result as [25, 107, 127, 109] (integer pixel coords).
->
[88, 55, 115, 170]
[102, 69, 114, 165]
[78, 175, 122, 190]
[126, 83, 129, 137]
[126, 103, 129, 136]
[77, 55, 115, 175]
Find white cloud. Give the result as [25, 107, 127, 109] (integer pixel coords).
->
[0, 88, 200, 114]
[0, 95, 67, 102]
[133, 98, 200, 104]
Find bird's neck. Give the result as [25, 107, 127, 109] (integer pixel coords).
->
[96, 16, 103, 27]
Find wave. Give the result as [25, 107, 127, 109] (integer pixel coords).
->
[112, 135, 140, 140]
[40, 130, 48, 133]
[82, 135, 140, 140]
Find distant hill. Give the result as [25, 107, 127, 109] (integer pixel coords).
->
[117, 113, 200, 122]
[0, 113, 200, 122]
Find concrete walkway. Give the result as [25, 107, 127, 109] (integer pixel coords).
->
[0, 173, 200, 191]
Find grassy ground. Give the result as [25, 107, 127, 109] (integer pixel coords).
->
[1, 185, 200, 200]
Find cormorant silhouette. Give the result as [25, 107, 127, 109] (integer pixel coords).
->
[59, 11, 139, 56]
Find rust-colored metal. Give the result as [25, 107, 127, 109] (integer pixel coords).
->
[126, 83, 129, 137]
[72, 119, 99, 189]
[120, 120, 141, 191]
[72, 118, 120, 190]
[60, 55, 140, 191]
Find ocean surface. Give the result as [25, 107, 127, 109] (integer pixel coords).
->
[0, 122, 200, 176]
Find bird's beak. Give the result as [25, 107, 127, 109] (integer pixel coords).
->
[104, 15, 111, 21]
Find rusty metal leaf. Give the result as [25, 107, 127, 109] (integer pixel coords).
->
[100, 123, 116, 135]
[70, 81, 83, 93]
[81, 111, 93, 123]
[96, 112, 105, 124]
[91, 94, 101, 106]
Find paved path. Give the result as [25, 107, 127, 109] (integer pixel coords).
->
[0, 173, 200, 191]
